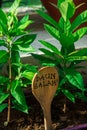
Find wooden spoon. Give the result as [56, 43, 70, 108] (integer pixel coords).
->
[32, 67, 59, 130]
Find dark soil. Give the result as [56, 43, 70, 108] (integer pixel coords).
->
[0, 92, 87, 130]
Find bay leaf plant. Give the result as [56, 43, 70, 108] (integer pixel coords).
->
[0, 0, 37, 125]
[33, 0, 87, 106]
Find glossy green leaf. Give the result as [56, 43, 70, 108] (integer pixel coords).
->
[22, 71, 35, 80]
[17, 45, 35, 52]
[62, 89, 75, 103]
[0, 40, 6, 46]
[0, 50, 8, 63]
[73, 27, 87, 42]
[58, 18, 71, 33]
[44, 24, 60, 40]
[0, 103, 8, 112]
[40, 48, 56, 57]
[70, 10, 87, 31]
[37, 10, 60, 29]
[60, 33, 74, 48]
[9, 0, 21, 15]
[11, 80, 27, 107]
[12, 99, 28, 114]
[68, 48, 87, 56]
[11, 50, 20, 64]
[32, 53, 56, 64]
[0, 93, 9, 104]
[57, 0, 65, 7]
[66, 70, 84, 91]
[39, 40, 62, 56]
[67, 56, 87, 62]
[18, 21, 32, 30]
[13, 34, 36, 45]
[58, 0, 75, 21]
[20, 14, 29, 24]
[0, 20, 8, 34]
[0, 8, 7, 24]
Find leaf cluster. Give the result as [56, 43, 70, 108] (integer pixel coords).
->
[0, 0, 37, 114]
[33, 0, 87, 102]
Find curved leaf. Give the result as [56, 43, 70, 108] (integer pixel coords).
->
[17, 45, 35, 52]
[44, 24, 60, 40]
[39, 40, 62, 56]
[22, 71, 35, 80]
[59, 0, 75, 21]
[0, 50, 8, 63]
[62, 89, 75, 103]
[68, 48, 87, 56]
[0, 103, 8, 112]
[70, 10, 87, 31]
[73, 27, 87, 42]
[0, 93, 9, 104]
[13, 34, 36, 45]
[37, 10, 61, 30]
[11, 80, 28, 107]
[0, 8, 7, 24]
[67, 56, 87, 62]
[66, 70, 84, 91]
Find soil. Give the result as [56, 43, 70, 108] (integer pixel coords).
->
[0, 92, 87, 130]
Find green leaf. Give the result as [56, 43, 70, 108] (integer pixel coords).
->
[58, 18, 71, 33]
[37, 10, 60, 29]
[0, 103, 8, 112]
[70, 10, 87, 31]
[40, 48, 56, 57]
[60, 33, 74, 48]
[18, 21, 32, 30]
[0, 93, 9, 104]
[67, 56, 87, 62]
[0, 19, 8, 34]
[39, 40, 62, 56]
[0, 8, 7, 24]
[13, 34, 36, 45]
[12, 99, 28, 114]
[66, 70, 84, 91]
[17, 45, 35, 52]
[58, 0, 75, 21]
[0, 50, 8, 63]
[11, 80, 28, 107]
[0, 76, 9, 85]
[68, 48, 87, 57]
[32, 53, 56, 64]
[20, 14, 29, 24]
[73, 27, 87, 42]
[11, 50, 20, 64]
[62, 89, 75, 103]
[0, 40, 6, 46]
[44, 24, 60, 40]
[18, 14, 33, 30]
[22, 71, 35, 80]
[9, 0, 21, 15]
[57, 0, 65, 7]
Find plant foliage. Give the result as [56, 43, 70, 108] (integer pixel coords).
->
[33, 0, 87, 103]
[0, 0, 37, 124]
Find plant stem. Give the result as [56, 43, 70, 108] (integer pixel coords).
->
[63, 97, 66, 113]
[7, 41, 12, 123]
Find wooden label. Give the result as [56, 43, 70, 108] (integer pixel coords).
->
[32, 67, 59, 104]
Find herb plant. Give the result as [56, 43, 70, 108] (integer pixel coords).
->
[33, 0, 87, 106]
[0, 0, 37, 125]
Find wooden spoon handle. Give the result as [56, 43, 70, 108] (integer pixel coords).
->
[42, 105, 53, 130]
